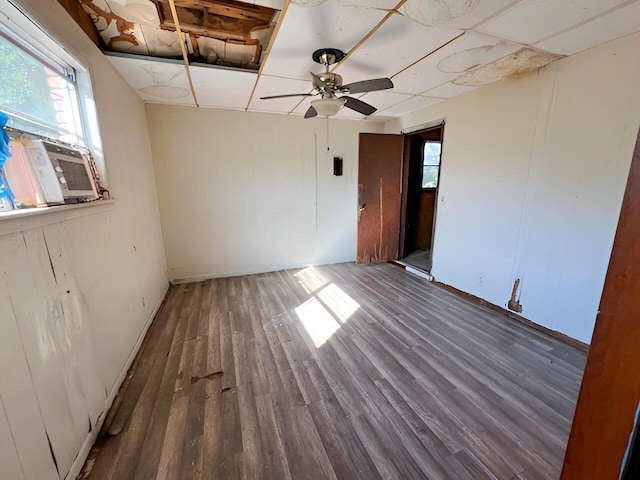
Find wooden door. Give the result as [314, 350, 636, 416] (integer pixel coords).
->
[561, 127, 640, 479]
[356, 133, 403, 263]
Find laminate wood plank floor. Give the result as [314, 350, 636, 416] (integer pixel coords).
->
[80, 262, 586, 480]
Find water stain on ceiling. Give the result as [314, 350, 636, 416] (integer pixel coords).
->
[400, 0, 480, 27]
[453, 48, 563, 86]
[73, 0, 280, 70]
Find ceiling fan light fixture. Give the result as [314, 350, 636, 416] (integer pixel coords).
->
[311, 97, 346, 116]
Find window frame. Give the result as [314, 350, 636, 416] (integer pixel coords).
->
[421, 140, 442, 191]
[0, 0, 107, 186]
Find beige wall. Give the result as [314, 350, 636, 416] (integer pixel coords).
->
[147, 105, 384, 282]
[0, 0, 168, 479]
[387, 32, 640, 343]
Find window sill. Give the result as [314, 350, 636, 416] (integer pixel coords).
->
[0, 199, 115, 236]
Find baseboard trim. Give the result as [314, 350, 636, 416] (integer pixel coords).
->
[170, 259, 355, 284]
[65, 282, 170, 480]
[433, 281, 590, 353]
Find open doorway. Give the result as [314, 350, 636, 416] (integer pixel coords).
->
[399, 124, 443, 273]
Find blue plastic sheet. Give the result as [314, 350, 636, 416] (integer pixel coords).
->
[0, 112, 15, 208]
[0, 111, 11, 169]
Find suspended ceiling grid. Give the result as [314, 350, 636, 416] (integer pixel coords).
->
[104, 0, 640, 120]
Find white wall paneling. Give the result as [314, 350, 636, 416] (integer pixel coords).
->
[388, 32, 640, 343]
[147, 105, 385, 282]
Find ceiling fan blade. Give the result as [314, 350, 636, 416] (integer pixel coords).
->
[260, 93, 314, 100]
[343, 96, 377, 116]
[342, 78, 393, 94]
[304, 106, 318, 119]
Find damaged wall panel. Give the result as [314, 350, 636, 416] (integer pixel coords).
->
[0, 267, 58, 480]
[389, 31, 640, 343]
[0, 230, 93, 476]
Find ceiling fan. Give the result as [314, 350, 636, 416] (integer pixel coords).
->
[259, 48, 394, 118]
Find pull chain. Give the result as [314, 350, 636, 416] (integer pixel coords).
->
[326, 116, 330, 152]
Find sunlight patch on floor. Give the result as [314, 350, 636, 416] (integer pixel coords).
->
[293, 266, 330, 294]
[295, 281, 361, 348]
[295, 297, 341, 348]
[317, 283, 359, 323]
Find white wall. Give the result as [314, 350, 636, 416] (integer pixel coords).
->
[147, 105, 384, 282]
[387, 32, 640, 344]
[0, 1, 168, 479]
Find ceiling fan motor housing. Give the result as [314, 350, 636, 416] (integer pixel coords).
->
[314, 72, 344, 95]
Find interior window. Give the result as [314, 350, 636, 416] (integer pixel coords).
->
[422, 141, 441, 189]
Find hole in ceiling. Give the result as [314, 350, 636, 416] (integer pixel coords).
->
[453, 48, 562, 86]
[75, 0, 281, 70]
[400, 0, 479, 27]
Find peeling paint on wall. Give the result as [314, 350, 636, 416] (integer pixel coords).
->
[454, 48, 562, 86]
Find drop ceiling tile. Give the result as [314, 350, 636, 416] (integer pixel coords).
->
[335, 14, 462, 83]
[261, 0, 397, 81]
[249, 75, 313, 113]
[392, 32, 520, 95]
[190, 66, 257, 109]
[400, 0, 519, 29]
[535, 2, 640, 55]
[477, 0, 630, 45]
[108, 56, 195, 105]
[375, 95, 443, 117]
[422, 82, 479, 99]
[358, 90, 413, 112]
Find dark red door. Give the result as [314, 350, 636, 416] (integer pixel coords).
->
[356, 133, 403, 263]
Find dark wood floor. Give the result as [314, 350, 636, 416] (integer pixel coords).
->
[80, 262, 586, 480]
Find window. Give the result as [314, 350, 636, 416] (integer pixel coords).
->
[0, 32, 84, 146]
[0, 0, 107, 213]
[422, 141, 441, 189]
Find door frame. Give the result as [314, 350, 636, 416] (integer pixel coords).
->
[398, 121, 445, 265]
